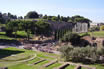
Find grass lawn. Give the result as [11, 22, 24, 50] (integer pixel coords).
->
[0, 47, 104, 69]
[90, 31, 104, 37]
[0, 31, 33, 40]
[0, 47, 61, 69]
[15, 31, 27, 37]
[0, 47, 35, 66]
[80, 31, 104, 37]
[92, 64, 104, 69]
[81, 67, 88, 69]
[0, 32, 14, 40]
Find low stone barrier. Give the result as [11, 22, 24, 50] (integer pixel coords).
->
[17, 54, 37, 63]
[43, 59, 58, 67]
[54, 63, 69, 69]
[33, 59, 46, 65]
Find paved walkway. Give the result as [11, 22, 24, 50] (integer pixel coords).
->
[0, 46, 16, 49]
[0, 45, 24, 49]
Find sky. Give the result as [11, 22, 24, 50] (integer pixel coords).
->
[0, 0, 104, 22]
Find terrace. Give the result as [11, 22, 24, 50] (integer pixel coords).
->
[0, 47, 102, 69]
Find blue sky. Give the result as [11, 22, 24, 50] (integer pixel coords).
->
[0, 0, 104, 22]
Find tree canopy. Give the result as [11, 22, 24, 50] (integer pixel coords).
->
[25, 11, 39, 19]
[35, 20, 52, 36]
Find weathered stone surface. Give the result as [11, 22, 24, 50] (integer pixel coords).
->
[73, 23, 88, 33]
[33, 59, 46, 65]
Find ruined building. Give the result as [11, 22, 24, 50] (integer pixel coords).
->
[48, 21, 88, 33]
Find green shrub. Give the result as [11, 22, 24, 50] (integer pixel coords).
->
[90, 26, 100, 32]
[100, 25, 104, 31]
[59, 45, 104, 63]
[61, 32, 80, 44]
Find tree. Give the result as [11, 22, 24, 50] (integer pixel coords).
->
[39, 14, 43, 18]
[0, 12, 5, 24]
[60, 16, 68, 22]
[70, 15, 91, 27]
[7, 12, 17, 19]
[35, 20, 51, 36]
[25, 11, 39, 19]
[47, 16, 52, 20]
[18, 16, 23, 19]
[90, 26, 100, 32]
[43, 15, 48, 19]
[0, 12, 3, 23]
[0, 12, 2, 18]
[52, 16, 58, 21]
[61, 32, 80, 43]
[22, 21, 36, 40]
[100, 25, 104, 31]
[6, 21, 19, 38]
[59, 46, 104, 63]
[57, 15, 61, 21]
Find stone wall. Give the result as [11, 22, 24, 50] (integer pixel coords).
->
[48, 21, 88, 33]
[72, 23, 88, 33]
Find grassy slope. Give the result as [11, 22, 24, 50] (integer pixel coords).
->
[0, 47, 35, 67]
[0, 47, 104, 69]
[80, 31, 104, 37]
[81, 67, 88, 69]
[65, 65, 75, 69]
[0, 30, 104, 40]
[0, 47, 62, 69]
[0, 31, 28, 40]
[92, 64, 104, 69]
[91, 31, 104, 37]
[0, 32, 13, 39]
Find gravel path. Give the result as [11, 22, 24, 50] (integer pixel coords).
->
[0, 45, 24, 49]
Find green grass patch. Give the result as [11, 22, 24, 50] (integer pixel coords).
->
[0, 47, 104, 69]
[0, 47, 60, 69]
[91, 64, 104, 69]
[16, 31, 27, 37]
[0, 47, 35, 67]
[27, 57, 41, 64]
[81, 67, 88, 69]
[80, 31, 104, 37]
[90, 31, 104, 37]
[0, 31, 31, 40]
[0, 32, 14, 40]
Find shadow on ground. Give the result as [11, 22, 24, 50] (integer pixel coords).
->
[0, 39, 22, 46]
[0, 33, 27, 38]
[0, 49, 24, 59]
[8, 34, 27, 38]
